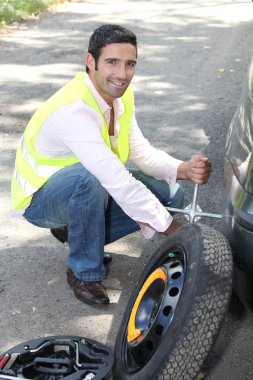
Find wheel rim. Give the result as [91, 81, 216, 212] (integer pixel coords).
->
[123, 248, 186, 373]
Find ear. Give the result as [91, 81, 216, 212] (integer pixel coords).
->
[86, 53, 95, 72]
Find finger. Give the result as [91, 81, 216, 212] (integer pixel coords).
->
[197, 158, 212, 168]
[192, 166, 211, 175]
[192, 168, 211, 176]
[192, 177, 209, 185]
[191, 168, 210, 181]
[192, 175, 210, 183]
[193, 166, 210, 174]
[192, 155, 209, 162]
[193, 160, 212, 169]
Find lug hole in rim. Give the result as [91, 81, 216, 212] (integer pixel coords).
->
[155, 325, 163, 336]
[169, 287, 179, 297]
[171, 271, 181, 279]
[170, 262, 180, 268]
[163, 305, 172, 316]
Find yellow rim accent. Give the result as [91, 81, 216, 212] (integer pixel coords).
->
[127, 268, 167, 343]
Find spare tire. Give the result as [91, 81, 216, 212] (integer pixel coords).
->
[113, 223, 233, 380]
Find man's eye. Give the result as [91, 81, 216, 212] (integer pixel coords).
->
[128, 62, 136, 68]
[108, 60, 116, 64]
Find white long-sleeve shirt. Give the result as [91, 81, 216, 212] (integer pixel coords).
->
[35, 75, 182, 238]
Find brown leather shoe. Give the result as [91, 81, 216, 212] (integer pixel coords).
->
[67, 267, 109, 305]
[51, 228, 112, 265]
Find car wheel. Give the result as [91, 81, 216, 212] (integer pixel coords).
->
[113, 223, 233, 380]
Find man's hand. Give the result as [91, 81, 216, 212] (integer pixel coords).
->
[177, 155, 212, 185]
[162, 219, 182, 236]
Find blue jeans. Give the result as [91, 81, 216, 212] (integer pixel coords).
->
[24, 163, 184, 281]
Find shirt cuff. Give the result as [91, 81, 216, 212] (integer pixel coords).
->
[139, 212, 173, 239]
[163, 157, 183, 185]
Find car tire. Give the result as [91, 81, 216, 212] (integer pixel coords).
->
[113, 223, 233, 380]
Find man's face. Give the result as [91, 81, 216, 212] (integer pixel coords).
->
[86, 43, 137, 105]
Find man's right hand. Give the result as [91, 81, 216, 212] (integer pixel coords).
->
[162, 219, 182, 236]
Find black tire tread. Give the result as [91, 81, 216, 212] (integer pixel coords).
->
[157, 224, 232, 380]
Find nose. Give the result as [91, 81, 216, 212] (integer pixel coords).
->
[116, 63, 127, 79]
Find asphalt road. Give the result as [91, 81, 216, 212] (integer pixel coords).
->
[1, 1, 253, 379]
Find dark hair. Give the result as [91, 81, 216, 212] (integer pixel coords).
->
[86, 24, 137, 73]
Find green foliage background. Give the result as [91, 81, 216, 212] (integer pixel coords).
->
[0, 0, 63, 25]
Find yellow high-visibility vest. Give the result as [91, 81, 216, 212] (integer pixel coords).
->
[11, 72, 134, 212]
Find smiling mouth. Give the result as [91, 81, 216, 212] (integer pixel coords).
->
[109, 80, 127, 88]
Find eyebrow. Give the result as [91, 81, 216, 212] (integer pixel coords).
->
[104, 58, 137, 64]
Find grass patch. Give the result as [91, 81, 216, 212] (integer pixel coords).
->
[0, 0, 64, 26]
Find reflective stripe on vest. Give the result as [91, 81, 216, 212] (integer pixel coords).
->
[13, 167, 37, 197]
[19, 136, 63, 179]
[11, 72, 134, 212]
